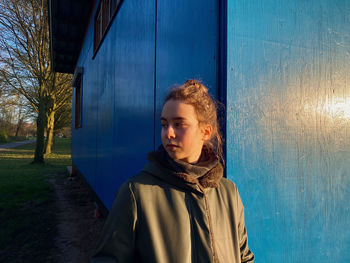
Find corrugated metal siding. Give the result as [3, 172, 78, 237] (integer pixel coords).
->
[226, 0, 350, 261]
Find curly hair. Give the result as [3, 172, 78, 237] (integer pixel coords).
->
[164, 79, 224, 164]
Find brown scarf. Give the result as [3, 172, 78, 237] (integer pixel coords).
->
[148, 145, 223, 188]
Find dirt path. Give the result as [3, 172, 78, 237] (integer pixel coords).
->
[48, 173, 106, 263]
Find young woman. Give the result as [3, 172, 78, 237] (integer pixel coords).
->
[91, 80, 254, 263]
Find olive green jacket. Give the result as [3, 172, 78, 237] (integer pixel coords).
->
[91, 150, 254, 263]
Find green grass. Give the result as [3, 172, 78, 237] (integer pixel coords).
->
[0, 138, 71, 262]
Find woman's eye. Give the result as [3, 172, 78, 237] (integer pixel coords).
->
[161, 123, 168, 128]
[174, 122, 183, 128]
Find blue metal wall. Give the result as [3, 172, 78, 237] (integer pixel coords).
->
[154, 0, 219, 146]
[72, 0, 219, 209]
[72, 0, 156, 209]
[226, 0, 350, 261]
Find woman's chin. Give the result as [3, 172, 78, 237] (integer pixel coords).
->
[166, 150, 180, 160]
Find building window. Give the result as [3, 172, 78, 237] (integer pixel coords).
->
[93, 0, 123, 56]
[72, 67, 83, 129]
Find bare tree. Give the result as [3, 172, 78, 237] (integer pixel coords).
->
[44, 72, 72, 154]
[0, 0, 72, 161]
[53, 100, 72, 135]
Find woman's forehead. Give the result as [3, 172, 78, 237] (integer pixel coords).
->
[161, 100, 197, 120]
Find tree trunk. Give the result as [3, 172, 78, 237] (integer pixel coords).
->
[15, 101, 23, 137]
[15, 118, 23, 137]
[45, 110, 55, 154]
[33, 99, 46, 163]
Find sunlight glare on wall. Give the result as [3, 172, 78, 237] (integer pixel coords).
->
[304, 97, 350, 120]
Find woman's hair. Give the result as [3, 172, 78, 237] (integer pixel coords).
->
[164, 79, 224, 164]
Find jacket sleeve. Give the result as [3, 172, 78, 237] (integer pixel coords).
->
[91, 182, 137, 263]
[236, 189, 255, 263]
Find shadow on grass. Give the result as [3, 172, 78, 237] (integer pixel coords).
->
[0, 138, 71, 262]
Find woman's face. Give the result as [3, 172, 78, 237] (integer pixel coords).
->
[161, 100, 210, 164]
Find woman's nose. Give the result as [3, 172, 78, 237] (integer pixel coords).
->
[166, 126, 175, 138]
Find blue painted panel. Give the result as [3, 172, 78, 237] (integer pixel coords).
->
[71, 7, 98, 190]
[72, 0, 155, 209]
[155, 0, 219, 147]
[105, 0, 155, 209]
[72, 47, 99, 190]
[94, 38, 116, 209]
[226, 0, 350, 261]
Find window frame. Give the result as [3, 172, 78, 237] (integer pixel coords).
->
[93, 0, 123, 57]
[72, 67, 83, 129]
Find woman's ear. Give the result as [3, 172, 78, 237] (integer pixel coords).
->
[201, 124, 213, 141]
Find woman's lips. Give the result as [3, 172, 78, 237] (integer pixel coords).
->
[166, 144, 178, 150]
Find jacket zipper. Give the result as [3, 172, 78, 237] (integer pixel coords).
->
[199, 186, 219, 263]
[186, 193, 197, 262]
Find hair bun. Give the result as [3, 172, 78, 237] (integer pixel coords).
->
[184, 79, 208, 94]
[184, 79, 199, 86]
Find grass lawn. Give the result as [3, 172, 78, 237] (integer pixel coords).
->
[0, 138, 71, 262]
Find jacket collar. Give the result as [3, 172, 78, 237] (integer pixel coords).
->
[143, 145, 223, 193]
